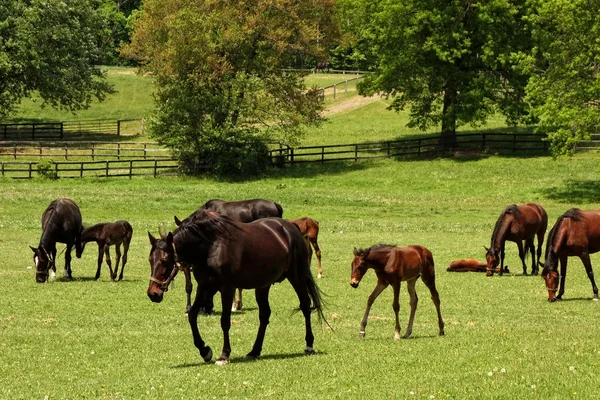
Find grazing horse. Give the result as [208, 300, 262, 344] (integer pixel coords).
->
[313, 61, 331, 73]
[77, 220, 133, 281]
[485, 203, 548, 276]
[289, 217, 323, 278]
[30, 198, 82, 283]
[541, 208, 600, 302]
[174, 198, 284, 313]
[147, 212, 326, 365]
[447, 259, 509, 273]
[350, 244, 444, 340]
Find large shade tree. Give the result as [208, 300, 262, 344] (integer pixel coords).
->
[0, 0, 113, 118]
[125, 0, 337, 176]
[340, 0, 534, 146]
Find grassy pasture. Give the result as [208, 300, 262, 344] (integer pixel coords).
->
[2, 152, 600, 399]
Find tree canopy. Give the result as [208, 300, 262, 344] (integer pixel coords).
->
[125, 0, 337, 176]
[0, 0, 114, 119]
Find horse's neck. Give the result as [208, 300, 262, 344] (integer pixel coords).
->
[367, 250, 391, 271]
[39, 228, 56, 250]
[492, 216, 512, 249]
[82, 225, 104, 243]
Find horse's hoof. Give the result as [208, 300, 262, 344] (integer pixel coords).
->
[317, 273, 322, 279]
[394, 332, 400, 341]
[244, 354, 258, 361]
[215, 358, 229, 366]
[201, 346, 213, 363]
[402, 333, 411, 339]
[304, 346, 316, 355]
[359, 331, 365, 339]
[593, 297, 599, 302]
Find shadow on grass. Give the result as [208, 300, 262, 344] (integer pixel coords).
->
[538, 180, 600, 204]
[171, 351, 326, 368]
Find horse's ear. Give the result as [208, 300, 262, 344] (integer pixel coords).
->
[174, 216, 182, 226]
[353, 247, 358, 256]
[30, 245, 37, 253]
[166, 232, 174, 246]
[483, 246, 489, 252]
[148, 232, 157, 246]
[538, 261, 544, 267]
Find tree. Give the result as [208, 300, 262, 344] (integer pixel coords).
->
[0, 0, 114, 119]
[340, 0, 533, 146]
[124, 0, 337, 176]
[519, 0, 600, 156]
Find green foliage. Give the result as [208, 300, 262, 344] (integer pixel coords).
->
[35, 159, 58, 180]
[518, 0, 600, 156]
[0, 0, 115, 118]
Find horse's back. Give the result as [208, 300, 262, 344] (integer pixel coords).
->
[447, 259, 486, 272]
[392, 245, 434, 280]
[42, 198, 82, 242]
[202, 198, 282, 222]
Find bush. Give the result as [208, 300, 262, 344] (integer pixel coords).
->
[37, 160, 58, 180]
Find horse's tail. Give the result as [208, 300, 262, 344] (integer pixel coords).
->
[274, 202, 284, 218]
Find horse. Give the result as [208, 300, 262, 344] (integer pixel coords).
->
[485, 203, 548, 276]
[350, 244, 444, 340]
[147, 211, 326, 365]
[76, 220, 133, 281]
[174, 198, 284, 313]
[541, 208, 600, 302]
[447, 259, 510, 273]
[30, 198, 82, 283]
[313, 61, 331, 73]
[289, 217, 322, 278]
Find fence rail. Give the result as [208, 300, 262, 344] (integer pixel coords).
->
[0, 159, 179, 179]
[320, 76, 364, 100]
[0, 141, 169, 161]
[268, 133, 549, 165]
[0, 119, 143, 139]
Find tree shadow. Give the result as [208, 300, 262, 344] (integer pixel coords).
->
[538, 179, 600, 204]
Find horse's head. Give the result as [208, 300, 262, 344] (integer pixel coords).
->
[350, 247, 370, 288]
[76, 241, 87, 258]
[484, 246, 499, 276]
[30, 245, 54, 283]
[147, 231, 179, 303]
[540, 260, 559, 302]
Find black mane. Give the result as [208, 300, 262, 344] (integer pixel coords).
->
[543, 208, 583, 272]
[357, 243, 396, 256]
[490, 204, 520, 248]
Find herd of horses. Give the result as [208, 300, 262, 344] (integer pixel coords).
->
[30, 198, 600, 364]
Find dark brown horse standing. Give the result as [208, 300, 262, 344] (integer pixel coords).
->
[289, 217, 323, 278]
[30, 198, 82, 283]
[541, 208, 600, 302]
[147, 212, 326, 365]
[174, 198, 284, 313]
[77, 220, 133, 281]
[350, 244, 444, 340]
[485, 203, 548, 276]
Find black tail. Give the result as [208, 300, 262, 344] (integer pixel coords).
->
[275, 202, 284, 218]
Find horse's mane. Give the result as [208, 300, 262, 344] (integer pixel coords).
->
[356, 243, 396, 256]
[174, 212, 240, 247]
[543, 208, 583, 273]
[490, 204, 520, 247]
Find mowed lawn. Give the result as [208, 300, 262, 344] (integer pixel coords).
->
[2, 153, 600, 399]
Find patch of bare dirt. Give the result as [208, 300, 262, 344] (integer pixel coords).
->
[323, 94, 382, 116]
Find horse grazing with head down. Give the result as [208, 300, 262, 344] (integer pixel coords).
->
[77, 220, 133, 281]
[147, 211, 326, 365]
[485, 203, 548, 276]
[350, 244, 444, 340]
[541, 208, 600, 302]
[30, 198, 82, 283]
[174, 198, 284, 313]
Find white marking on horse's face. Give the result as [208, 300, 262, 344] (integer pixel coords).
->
[34, 256, 40, 268]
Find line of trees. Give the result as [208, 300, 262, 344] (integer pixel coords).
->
[1, 0, 599, 175]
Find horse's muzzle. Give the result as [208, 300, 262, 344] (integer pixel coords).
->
[350, 280, 359, 289]
[147, 286, 164, 303]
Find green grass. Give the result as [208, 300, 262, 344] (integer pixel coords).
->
[2, 152, 600, 399]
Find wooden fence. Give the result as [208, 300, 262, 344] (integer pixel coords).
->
[0, 159, 179, 179]
[268, 133, 549, 165]
[0, 141, 169, 161]
[574, 134, 600, 151]
[0, 119, 143, 140]
[320, 76, 363, 100]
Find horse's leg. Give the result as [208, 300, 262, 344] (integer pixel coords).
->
[50, 247, 57, 279]
[188, 285, 213, 363]
[499, 245, 506, 276]
[113, 243, 122, 281]
[358, 282, 388, 339]
[580, 253, 599, 300]
[118, 239, 129, 281]
[183, 268, 192, 315]
[232, 288, 243, 311]
[310, 236, 323, 279]
[95, 244, 103, 280]
[557, 255, 568, 300]
[246, 287, 272, 360]
[64, 244, 73, 281]
[391, 282, 402, 340]
[516, 241, 528, 275]
[526, 238, 536, 275]
[104, 244, 115, 281]
[216, 286, 236, 365]
[535, 229, 545, 276]
[287, 273, 317, 354]
[403, 279, 420, 339]
[421, 270, 445, 336]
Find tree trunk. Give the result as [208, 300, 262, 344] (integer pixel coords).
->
[440, 88, 458, 150]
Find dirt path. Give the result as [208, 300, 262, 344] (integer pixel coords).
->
[323, 94, 382, 116]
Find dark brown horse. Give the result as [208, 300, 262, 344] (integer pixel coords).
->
[30, 198, 82, 283]
[289, 217, 322, 278]
[485, 203, 548, 276]
[541, 208, 600, 302]
[174, 198, 284, 313]
[447, 259, 509, 273]
[77, 220, 133, 281]
[350, 244, 444, 340]
[147, 212, 326, 365]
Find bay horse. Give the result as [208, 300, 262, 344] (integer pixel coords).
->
[447, 259, 509, 273]
[30, 198, 82, 283]
[350, 244, 444, 340]
[313, 61, 331, 73]
[147, 211, 326, 365]
[174, 198, 284, 313]
[541, 208, 600, 302]
[289, 217, 322, 278]
[76, 220, 133, 281]
[485, 203, 548, 276]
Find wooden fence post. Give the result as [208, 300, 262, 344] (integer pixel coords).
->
[60, 123, 63, 139]
[355, 144, 358, 162]
[118, 143, 121, 160]
[13, 143, 16, 160]
[92, 143, 95, 161]
[154, 160, 158, 177]
[32, 124, 35, 139]
[105, 161, 109, 177]
[117, 120, 121, 137]
[321, 147, 325, 163]
[80, 162, 84, 178]
[290, 148, 295, 165]
[28, 162, 32, 178]
[129, 160, 133, 179]
[482, 133, 486, 151]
